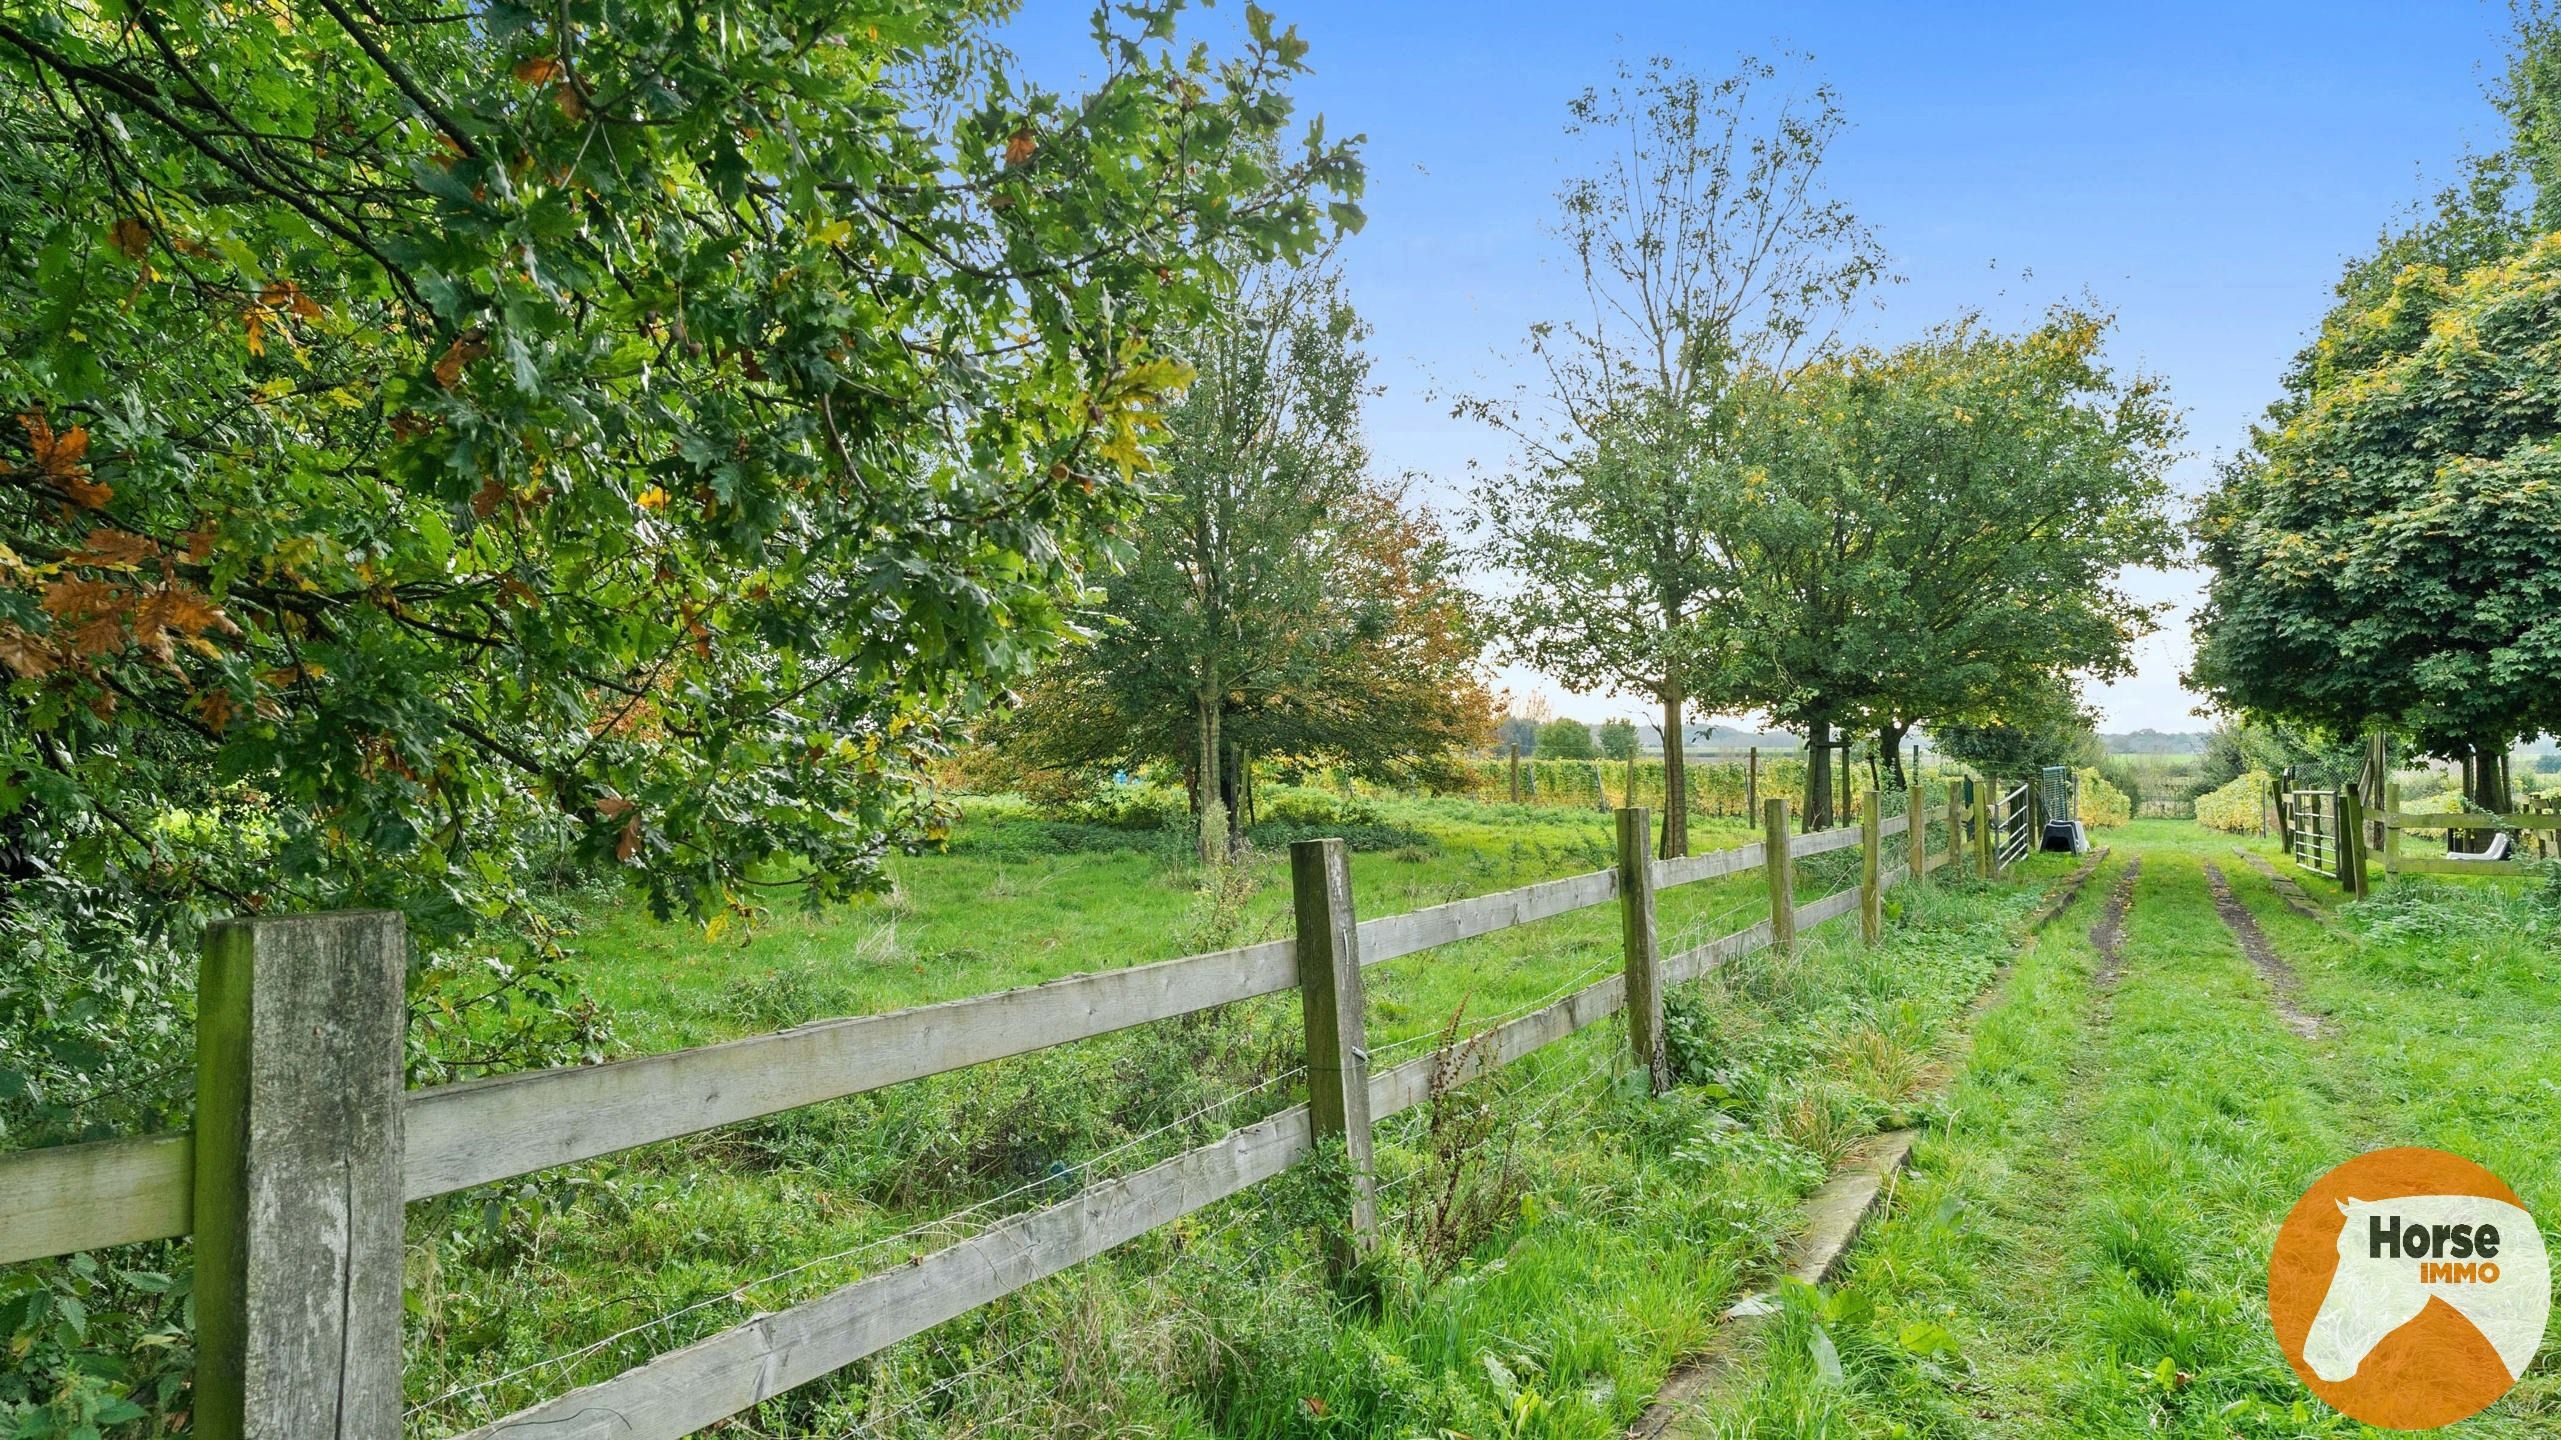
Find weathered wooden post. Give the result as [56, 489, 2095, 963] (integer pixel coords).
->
[1859, 789, 1883, 945]
[2381, 780, 2401, 879]
[1290, 839, 1377, 1276]
[1745, 746, 1758, 822]
[1945, 787, 1964, 874]
[1909, 779, 1931, 884]
[194, 911, 408, 1440]
[1975, 787, 1995, 879]
[1764, 797, 1795, 953]
[2340, 783, 2370, 898]
[1615, 807, 1668, 1094]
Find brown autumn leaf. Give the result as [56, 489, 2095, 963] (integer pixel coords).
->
[197, 688, 235, 734]
[469, 474, 510, 519]
[555, 83, 588, 121]
[73, 614, 128, 658]
[108, 217, 153, 260]
[22, 411, 87, 477]
[71, 527, 156, 570]
[41, 574, 122, 621]
[1003, 128, 1037, 166]
[0, 623, 56, 678]
[595, 795, 635, 819]
[434, 331, 489, 389]
[513, 55, 564, 85]
[615, 812, 642, 863]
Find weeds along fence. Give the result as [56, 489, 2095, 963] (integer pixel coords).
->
[0, 787, 2031, 1440]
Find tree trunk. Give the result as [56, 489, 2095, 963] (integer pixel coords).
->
[1803, 717, 1834, 831]
[1658, 683, 1690, 859]
[1218, 738, 1247, 848]
[1878, 721, 1910, 791]
[1194, 696, 1225, 865]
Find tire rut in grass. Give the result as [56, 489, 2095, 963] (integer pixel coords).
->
[2088, 859, 2140, 988]
[2201, 861, 2325, 1040]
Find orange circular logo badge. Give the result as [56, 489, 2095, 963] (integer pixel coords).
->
[2269, 1147, 2549, 1429]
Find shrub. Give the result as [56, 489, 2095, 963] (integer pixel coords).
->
[2076, 767, 2133, 828]
[2194, 769, 2273, 833]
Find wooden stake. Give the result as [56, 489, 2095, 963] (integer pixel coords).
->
[1859, 789, 1882, 945]
[1765, 797, 1795, 952]
[1289, 839, 1377, 1275]
[1615, 808, 1668, 1094]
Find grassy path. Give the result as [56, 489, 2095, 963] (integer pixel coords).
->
[1681, 824, 2559, 1438]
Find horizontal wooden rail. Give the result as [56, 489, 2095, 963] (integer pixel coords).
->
[451, 1104, 1317, 1440]
[451, 902, 1832, 1440]
[1881, 813, 1910, 838]
[402, 933, 1303, 1201]
[0, 1132, 192, 1266]
[1652, 840, 1764, 890]
[1664, 919, 1775, 986]
[2381, 811, 2561, 831]
[1794, 888, 1862, 931]
[1791, 824, 1863, 858]
[1357, 867, 1616, 962]
[0, 854, 1718, 1263]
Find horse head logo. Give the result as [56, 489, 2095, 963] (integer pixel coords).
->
[2301, 1194, 2548, 1384]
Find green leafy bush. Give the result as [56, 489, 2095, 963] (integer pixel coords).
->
[2075, 767, 2133, 829]
[2194, 769, 2273, 833]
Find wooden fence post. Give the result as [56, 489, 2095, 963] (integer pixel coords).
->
[2340, 784, 2370, 898]
[1975, 788, 1995, 879]
[2381, 780, 2401, 879]
[1290, 839, 1377, 1276]
[1746, 746, 1758, 822]
[1909, 779, 1930, 883]
[1764, 797, 1795, 953]
[1946, 787, 1964, 874]
[1615, 807, 1668, 1094]
[194, 911, 408, 1440]
[1859, 789, 1882, 945]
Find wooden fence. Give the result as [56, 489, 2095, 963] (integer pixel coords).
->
[2374, 782, 2561, 878]
[0, 788, 2028, 1440]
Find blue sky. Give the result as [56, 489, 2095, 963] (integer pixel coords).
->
[1015, 1, 2521, 732]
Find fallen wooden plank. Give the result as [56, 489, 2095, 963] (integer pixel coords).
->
[0, 1131, 193, 1264]
[402, 936, 1299, 1200]
[1357, 868, 1615, 964]
[451, 1106, 1314, 1440]
[1652, 841, 1764, 892]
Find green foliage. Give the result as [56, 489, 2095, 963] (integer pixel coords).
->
[2193, 770, 2274, 834]
[1727, 309, 2182, 769]
[1596, 719, 1640, 761]
[995, 256, 1487, 851]
[2076, 767, 2133, 829]
[1533, 717, 1597, 760]
[0, 0, 1361, 944]
[0, 1253, 192, 1440]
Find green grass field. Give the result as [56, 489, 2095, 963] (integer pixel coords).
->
[1676, 821, 2561, 1439]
